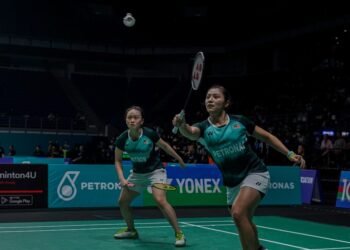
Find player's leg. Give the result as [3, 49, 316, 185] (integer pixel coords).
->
[228, 171, 270, 250]
[246, 172, 270, 250]
[249, 203, 268, 250]
[151, 187, 186, 247]
[150, 168, 185, 247]
[114, 172, 143, 239]
[249, 200, 260, 247]
[151, 187, 181, 231]
[231, 186, 261, 250]
[118, 187, 140, 231]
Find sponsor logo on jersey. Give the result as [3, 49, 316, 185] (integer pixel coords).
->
[232, 123, 241, 129]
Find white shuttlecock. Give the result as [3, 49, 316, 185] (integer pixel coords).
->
[123, 13, 136, 27]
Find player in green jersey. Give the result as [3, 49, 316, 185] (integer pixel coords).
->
[115, 106, 186, 247]
[173, 85, 305, 250]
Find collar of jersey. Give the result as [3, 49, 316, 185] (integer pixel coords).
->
[207, 114, 230, 128]
[128, 128, 143, 141]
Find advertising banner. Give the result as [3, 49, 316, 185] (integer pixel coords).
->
[48, 163, 301, 208]
[13, 156, 67, 165]
[0, 164, 48, 208]
[261, 166, 301, 205]
[48, 162, 143, 208]
[336, 171, 350, 209]
[0, 158, 13, 164]
[143, 164, 226, 206]
[300, 169, 322, 204]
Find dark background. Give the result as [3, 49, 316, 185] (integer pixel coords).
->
[0, 0, 349, 128]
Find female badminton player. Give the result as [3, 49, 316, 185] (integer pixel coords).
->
[172, 85, 305, 250]
[114, 105, 186, 247]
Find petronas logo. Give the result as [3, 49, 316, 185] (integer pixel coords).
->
[57, 171, 80, 201]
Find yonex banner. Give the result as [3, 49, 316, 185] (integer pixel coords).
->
[261, 166, 301, 205]
[336, 171, 350, 209]
[48, 162, 143, 208]
[143, 163, 226, 206]
[0, 164, 48, 208]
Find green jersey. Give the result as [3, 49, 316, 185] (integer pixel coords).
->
[115, 127, 163, 173]
[194, 115, 267, 187]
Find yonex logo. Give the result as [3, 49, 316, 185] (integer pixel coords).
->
[207, 131, 214, 136]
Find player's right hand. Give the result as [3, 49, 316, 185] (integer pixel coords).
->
[172, 110, 186, 128]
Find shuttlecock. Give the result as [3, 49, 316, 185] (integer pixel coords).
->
[123, 13, 136, 27]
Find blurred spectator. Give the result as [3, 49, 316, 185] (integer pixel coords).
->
[0, 146, 5, 157]
[333, 132, 346, 168]
[47, 141, 53, 156]
[47, 112, 56, 121]
[71, 145, 87, 164]
[33, 145, 45, 157]
[255, 140, 269, 162]
[196, 145, 209, 164]
[320, 134, 333, 166]
[60, 142, 71, 159]
[8, 145, 16, 156]
[49, 145, 61, 158]
[297, 144, 306, 158]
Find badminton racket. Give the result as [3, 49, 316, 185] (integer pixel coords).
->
[172, 51, 205, 134]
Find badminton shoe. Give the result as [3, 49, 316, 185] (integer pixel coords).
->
[113, 228, 139, 239]
[175, 231, 186, 247]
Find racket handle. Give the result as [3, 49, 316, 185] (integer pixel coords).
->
[172, 110, 185, 134]
[172, 126, 179, 134]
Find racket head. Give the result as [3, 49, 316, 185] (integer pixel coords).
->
[191, 51, 205, 90]
[152, 183, 177, 191]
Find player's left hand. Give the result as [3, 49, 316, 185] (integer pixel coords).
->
[290, 154, 306, 168]
[178, 159, 186, 168]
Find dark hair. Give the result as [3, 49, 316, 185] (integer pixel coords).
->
[207, 84, 232, 107]
[125, 105, 144, 118]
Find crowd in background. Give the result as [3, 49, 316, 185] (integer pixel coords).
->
[1, 109, 349, 169]
[0, 73, 349, 169]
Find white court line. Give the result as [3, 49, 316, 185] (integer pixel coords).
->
[0, 221, 168, 229]
[257, 225, 350, 245]
[0, 225, 171, 234]
[0, 223, 234, 234]
[181, 222, 310, 250]
[0, 220, 231, 229]
[310, 247, 350, 250]
[1, 219, 348, 249]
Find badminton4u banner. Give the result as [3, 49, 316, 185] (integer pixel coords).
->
[336, 171, 350, 209]
[0, 164, 48, 208]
